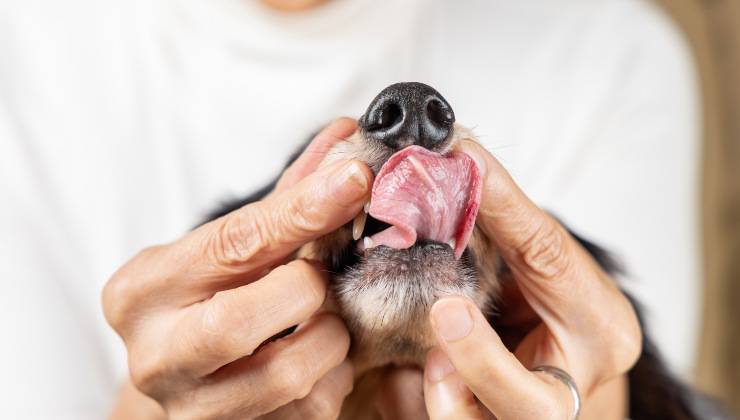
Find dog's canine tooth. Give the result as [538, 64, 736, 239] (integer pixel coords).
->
[353, 211, 368, 240]
[447, 238, 456, 250]
[363, 236, 375, 249]
[363, 200, 371, 214]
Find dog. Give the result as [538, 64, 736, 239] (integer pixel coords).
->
[206, 83, 725, 419]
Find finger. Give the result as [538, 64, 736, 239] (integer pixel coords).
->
[166, 260, 329, 378]
[457, 140, 595, 294]
[275, 117, 359, 194]
[423, 348, 484, 420]
[107, 157, 373, 313]
[374, 368, 427, 420]
[457, 141, 636, 342]
[260, 361, 354, 420]
[193, 157, 372, 287]
[104, 120, 362, 324]
[430, 296, 569, 420]
[193, 313, 351, 419]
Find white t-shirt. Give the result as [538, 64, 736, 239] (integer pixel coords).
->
[0, 0, 699, 418]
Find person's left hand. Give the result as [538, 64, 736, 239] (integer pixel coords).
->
[376, 140, 642, 420]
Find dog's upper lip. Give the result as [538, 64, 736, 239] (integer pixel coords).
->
[362, 145, 481, 259]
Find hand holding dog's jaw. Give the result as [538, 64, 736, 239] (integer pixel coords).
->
[103, 120, 372, 419]
[363, 138, 638, 419]
[387, 140, 639, 419]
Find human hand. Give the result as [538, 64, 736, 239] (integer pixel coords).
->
[375, 140, 641, 420]
[420, 140, 642, 419]
[103, 119, 372, 419]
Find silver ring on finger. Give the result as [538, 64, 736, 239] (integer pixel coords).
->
[532, 365, 581, 420]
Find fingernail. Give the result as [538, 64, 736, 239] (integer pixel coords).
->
[427, 348, 456, 382]
[331, 160, 369, 204]
[431, 298, 473, 342]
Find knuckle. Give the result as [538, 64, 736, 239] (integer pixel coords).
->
[539, 393, 564, 420]
[307, 313, 350, 356]
[322, 314, 351, 349]
[301, 391, 341, 420]
[207, 206, 269, 269]
[196, 292, 253, 357]
[587, 294, 643, 378]
[206, 190, 332, 270]
[529, 381, 565, 420]
[168, 404, 216, 420]
[279, 192, 327, 238]
[128, 346, 168, 397]
[478, 354, 504, 384]
[614, 338, 642, 375]
[189, 405, 230, 420]
[171, 387, 249, 420]
[102, 246, 162, 331]
[275, 261, 326, 309]
[519, 219, 571, 281]
[609, 306, 643, 373]
[268, 352, 314, 402]
[271, 261, 307, 281]
[101, 275, 131, 330]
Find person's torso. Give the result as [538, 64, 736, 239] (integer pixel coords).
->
[0, 0, 699, 417]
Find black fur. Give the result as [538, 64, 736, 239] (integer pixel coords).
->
[203, 142, 729, 420]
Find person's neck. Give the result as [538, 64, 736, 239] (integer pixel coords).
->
[260, 0, 330, 12]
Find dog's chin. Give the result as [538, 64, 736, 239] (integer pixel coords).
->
[332, 240, 480, 371]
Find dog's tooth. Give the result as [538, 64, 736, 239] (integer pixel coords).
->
[363, 200, 371, 214]
[364, 236, 375, 249]
[353, 211, 367, 241]
[447, 239, 456, 250]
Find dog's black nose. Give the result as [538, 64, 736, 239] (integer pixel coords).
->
[359, 82, 455, 150]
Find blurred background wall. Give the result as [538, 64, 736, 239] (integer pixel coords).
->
[652, 0, 740, 414]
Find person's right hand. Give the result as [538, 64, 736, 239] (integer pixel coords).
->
[103, 118, 372, 420]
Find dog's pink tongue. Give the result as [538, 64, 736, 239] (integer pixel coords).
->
[367, 145, 481, 259]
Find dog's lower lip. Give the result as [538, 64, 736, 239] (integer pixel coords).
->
[361, 240, 455, 257]
[356, 228, 460, 256]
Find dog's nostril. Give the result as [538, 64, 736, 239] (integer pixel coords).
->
[426, 99, 454, 127]
[366, 101, 403, 132]
[420, 95, 454, 148]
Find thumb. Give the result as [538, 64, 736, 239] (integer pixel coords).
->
[429, 296, 558, 420]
